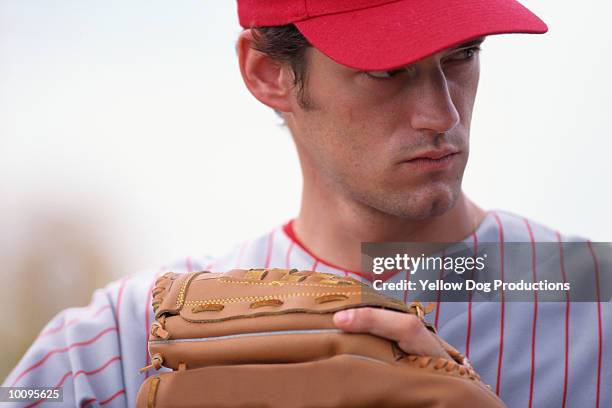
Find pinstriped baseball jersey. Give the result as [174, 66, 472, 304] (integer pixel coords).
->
[3, 210, 610, 407]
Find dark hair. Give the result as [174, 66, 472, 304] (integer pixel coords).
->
[251, 24, 313, 110]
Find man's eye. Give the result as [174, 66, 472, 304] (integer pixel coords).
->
[448, 46, 481, 62]
[364, 69, 405, 79]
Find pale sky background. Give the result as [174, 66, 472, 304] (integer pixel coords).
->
[1, 0, 611, 277]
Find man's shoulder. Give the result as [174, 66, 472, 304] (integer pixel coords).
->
[479, 209, 587, 243]
[115, 224, 286, 305]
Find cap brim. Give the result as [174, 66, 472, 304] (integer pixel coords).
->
[294, 0, 548, 71]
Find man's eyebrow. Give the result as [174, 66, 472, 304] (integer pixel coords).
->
[452, 37, 486, 50]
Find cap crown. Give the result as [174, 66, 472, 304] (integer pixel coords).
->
[238, 0, 402, 27]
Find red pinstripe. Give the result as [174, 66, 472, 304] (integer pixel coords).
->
[465, 232, 478, 359]
[24, 356, 122, 408]
[311, 259, 320, 271]
[556, 231, 570, 408]
[282, 220, 363, 279]
[492, 212, 506, 396]
[114, 278, 130, 330]
[38, 304, 111, 339]
[54, 371, 72, 389]
[70, 356, 122, 383]
[434, 249, 446, 329]
[100, 388, 126, 405]
[235, 241, 249, 268]
[81, 388, 126, 407]
[10, 327, 119, 386]
[285, 241, 294, 268]
[80, 398, 97, 408]
[264, 229, 275, 268]
[403, 268, 412, 303]
[524, 218, 538, 408]
[587, 240, 603, 408]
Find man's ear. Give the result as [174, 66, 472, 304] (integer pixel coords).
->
[237, 30, 293, 113]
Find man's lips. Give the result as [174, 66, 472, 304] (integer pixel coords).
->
[404, 147, 460, 161]
[399, 147, 461, 171]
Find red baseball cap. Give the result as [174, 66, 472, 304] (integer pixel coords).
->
[237, 0, 548, 70]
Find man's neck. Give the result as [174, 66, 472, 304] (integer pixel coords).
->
[292, 188, 486, 272]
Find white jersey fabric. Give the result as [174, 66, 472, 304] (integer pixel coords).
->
[3, 210, 610, 407]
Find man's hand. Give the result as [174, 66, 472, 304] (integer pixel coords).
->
[333, 307, 451, 359]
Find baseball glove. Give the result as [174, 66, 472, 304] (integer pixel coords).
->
[137, 268, 505, 407]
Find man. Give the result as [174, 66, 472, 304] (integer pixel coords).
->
[4, 1, 610, 407]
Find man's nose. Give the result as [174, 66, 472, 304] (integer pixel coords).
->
[407, 67, 460, 134]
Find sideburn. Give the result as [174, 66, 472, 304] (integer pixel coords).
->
[291, 52, 316, 111]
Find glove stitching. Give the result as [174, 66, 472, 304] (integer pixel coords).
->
[183, 291, 365, 306]
[217, 278, 359, 288]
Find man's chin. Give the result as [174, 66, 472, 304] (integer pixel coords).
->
[379, 184, 461, 220]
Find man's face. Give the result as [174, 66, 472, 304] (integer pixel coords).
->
[286, 39, 483, 220]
